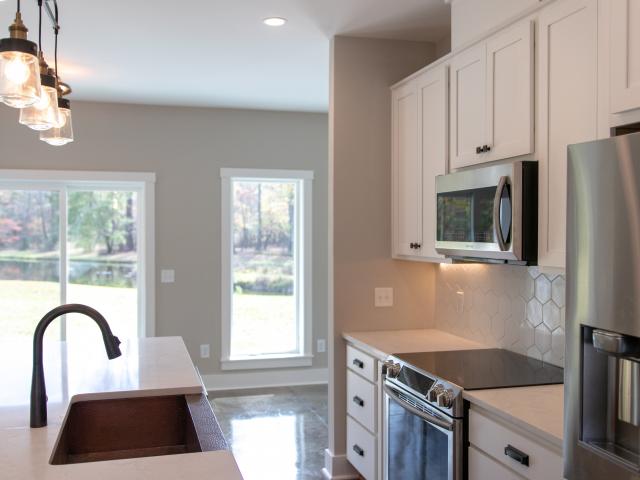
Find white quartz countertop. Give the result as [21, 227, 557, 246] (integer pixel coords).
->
[0, 336, 243, 480]
[342, 328, 487, 360]
[464, 384, 564, 449]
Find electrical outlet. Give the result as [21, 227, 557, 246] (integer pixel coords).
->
[161, 269, 175, 283]
[317, 339, 326, 353]
[375, 287, 394, 307]
[200, 344, 210, 358]
[456, 290, 465, 314]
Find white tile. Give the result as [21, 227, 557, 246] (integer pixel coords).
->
[543, 302, 561, 330]
[527, 345, 543, 360]
[551, 276, 566, 308]
[490, 315, 506, 341]
[526, 298, 543, 326]
[485, 291, 499, 317]
[535, 275, 552, 303]
[520, 275, 535, 300]
[551, 327, 565, 361]
[534, 324, 552, 354]
[528, 266, 541, 279]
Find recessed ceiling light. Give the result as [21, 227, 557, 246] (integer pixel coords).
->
[263, 17, 287, 27]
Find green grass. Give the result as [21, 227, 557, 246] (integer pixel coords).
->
[0, 280, 296, 357]
[231, 293, 297, 356]
[0, 280, 137, 342]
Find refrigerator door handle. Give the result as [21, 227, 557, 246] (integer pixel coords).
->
[592, 329, 640, 356]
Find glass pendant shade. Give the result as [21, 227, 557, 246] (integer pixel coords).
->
[0, 38, 41, 108]
[19, 72, 59, 130]
[40, 98, 73, 146]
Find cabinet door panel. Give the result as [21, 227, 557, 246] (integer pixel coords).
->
[486, 20, 534, 161]
[611, 0, 640, 113]
[538, 0, 598, 268]
[450, 43, 487, 169]
[417, 66, 448, 260]
[392, 83, 421, 257]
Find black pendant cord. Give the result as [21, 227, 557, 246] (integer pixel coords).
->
[37, 0, 42, 54]
[17, 0, 20, 14]
[53, 1, 58, 79]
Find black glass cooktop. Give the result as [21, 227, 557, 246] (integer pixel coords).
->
[394, 349, 564, 390]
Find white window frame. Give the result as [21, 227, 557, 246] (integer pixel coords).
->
[220, 168, 314, 370]
[0, 169, 156, 338]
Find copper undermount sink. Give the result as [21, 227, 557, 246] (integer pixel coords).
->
[51, 394, 227, 465]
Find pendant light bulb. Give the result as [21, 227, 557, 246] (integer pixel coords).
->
[19, 56, 60, 131]
[40, 97, 73, 146]
[0, 11, 41, 108]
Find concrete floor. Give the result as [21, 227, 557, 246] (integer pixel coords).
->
[210, 385, 328, 480]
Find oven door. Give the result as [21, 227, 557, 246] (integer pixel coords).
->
[383, 382, 462, 480]
[435, 162, 520, 262]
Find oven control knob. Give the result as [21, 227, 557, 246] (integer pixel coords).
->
[385, 361, 401, 379]
[427, 384, 445, 402]
[436, 389, 455, 409]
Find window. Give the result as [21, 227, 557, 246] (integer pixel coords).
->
[0, 170, 155, 349]
[221, 168, 313, 370]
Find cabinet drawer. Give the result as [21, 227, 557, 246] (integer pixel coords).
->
[469, 446, 524, 480]
[347, 345, 376, 382]
[347, 416, 376, 480]
[347, 370, 376, 433]
[469, 409, 562, 480]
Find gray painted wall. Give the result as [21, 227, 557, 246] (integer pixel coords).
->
[329, 35, 437, 460]
[0, 101, 329, 375]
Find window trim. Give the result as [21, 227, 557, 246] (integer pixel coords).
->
[220, 168, 314, 370]
[0, 169, 156, 338]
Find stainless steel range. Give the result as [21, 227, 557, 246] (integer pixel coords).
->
[382, 349, 564, 480]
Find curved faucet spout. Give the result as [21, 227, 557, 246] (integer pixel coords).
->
[30, 304, 122, 428]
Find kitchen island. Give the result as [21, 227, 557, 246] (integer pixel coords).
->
[0, 336, 243, 480]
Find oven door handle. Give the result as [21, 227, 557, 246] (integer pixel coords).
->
[492, 175, 510, 252]
[383, 383, 454, 432]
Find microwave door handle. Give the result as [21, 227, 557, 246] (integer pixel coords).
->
[493, 176, 509, 252]
[383, 383, 453, 432]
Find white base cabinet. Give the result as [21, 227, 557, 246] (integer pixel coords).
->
[468, 407, 563, 480]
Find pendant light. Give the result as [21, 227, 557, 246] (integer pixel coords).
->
[0, 0, 41, 108]
[40, 96, 72, 145]
[40, 2, 72, 146]
[19, 2, 59, 130]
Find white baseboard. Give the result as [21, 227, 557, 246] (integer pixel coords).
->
[203, 367, 328, 392]
[323, 449, 359, 479]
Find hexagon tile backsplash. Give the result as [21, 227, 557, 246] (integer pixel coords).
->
[435, 264, 565, 367]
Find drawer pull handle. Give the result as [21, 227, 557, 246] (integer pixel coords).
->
[352, 395, 364, 407]
[352, 444, 364, 457]
[352, 359, 364, 369]
[504, 444, 529, 466]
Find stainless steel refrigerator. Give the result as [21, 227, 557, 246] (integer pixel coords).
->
[566, 132, 640, 479]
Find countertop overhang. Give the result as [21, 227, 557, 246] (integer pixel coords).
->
[0, 336, 243, 480]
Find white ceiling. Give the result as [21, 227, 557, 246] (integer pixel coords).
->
[1, 0, 451, 112]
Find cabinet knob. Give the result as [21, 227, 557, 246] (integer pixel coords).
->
[482, 144, 491, 152]
[353, 444, 364, 457]
[410, 243, 415, 249]
[352, 358, 364, 369]
[352, 396, 364, 407]
[415, 243, 421, 249]
[476, 146, 483, 154]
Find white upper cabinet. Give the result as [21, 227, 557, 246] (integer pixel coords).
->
[610, 0, 640, 114]
[485, 20, 534, 162]
[392, 64, 448, 261]
[450, 19, 534, 170]
[537, 0, 598, 268]
[450, 43, 487, 169]
[418, 66, 448, 261]
[392, 82, 421, 257]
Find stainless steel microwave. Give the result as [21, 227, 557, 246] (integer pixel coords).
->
[435, 161, 538, 264]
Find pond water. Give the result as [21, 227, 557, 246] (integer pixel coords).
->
[0, 259, 137, 288]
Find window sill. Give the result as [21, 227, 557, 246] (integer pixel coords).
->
[220, 354, 313, 371]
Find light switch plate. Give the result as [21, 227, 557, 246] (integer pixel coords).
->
[161, 269, 175, 283]
[375, 287, 394, 307]
[317, 339, 326, 353]
[200, 344, 210, 358]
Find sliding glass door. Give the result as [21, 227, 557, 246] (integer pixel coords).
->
[0, 179, 150, 346]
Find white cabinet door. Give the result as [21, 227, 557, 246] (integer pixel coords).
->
[392, 82, 422, 257]
[485, 20, 534, 162]
[450, 43, 487, 169]
[417, 65, 448, 261]
[537, 0, 598, 269]
[610, 0, 640, 113]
